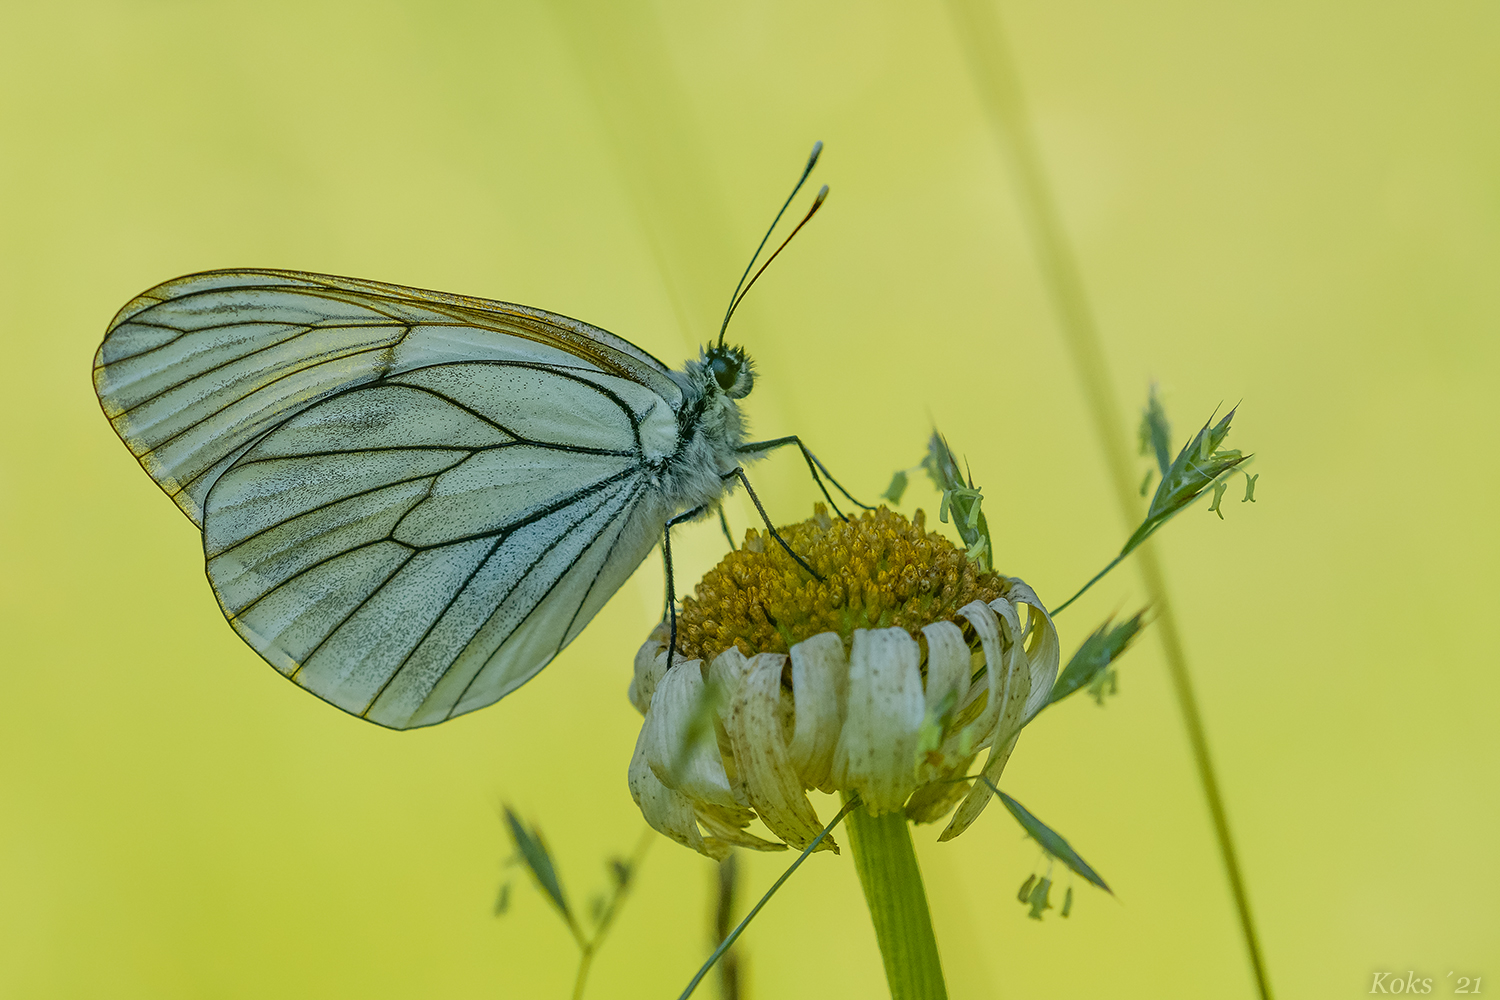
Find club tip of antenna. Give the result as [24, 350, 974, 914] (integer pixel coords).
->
[807, 140, 824, 168]
[813, 184, 829, 205]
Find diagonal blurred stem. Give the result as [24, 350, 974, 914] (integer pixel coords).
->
[571, 826, 656, 1000]
[713, 855, 743, 1000]
[943, 3, 1273, 998]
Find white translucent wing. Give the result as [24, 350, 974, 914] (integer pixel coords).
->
[94, 269, 682, 525]
[204, 361, 675, 729]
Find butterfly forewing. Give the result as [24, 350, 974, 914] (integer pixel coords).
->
[94, 269, 681, 525]
[98, 270, 690, 729]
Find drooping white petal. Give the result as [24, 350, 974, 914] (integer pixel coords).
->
[726, 653, 836, 851]
[628, 727, 720, 857]
[696, 804, 787, 853]
[642, 660, 737, 809]
[916, 620, 974, 781]
[707, 646, 751, 705]
[988, 595, 1023, 640]
[628, 623, 670, 715]
[904, 752, 978, 824]
[921, 620, 971, 723]
[938, 733, 1020, 841]
[940, 599, 1044, 839]
[954, 600, 1009, 748]
[992, 607, 1034, 750]
[786, 632, 848, 791]
[707, 648, 754, 806]
[997, 579, 1060, 724]
[832, 628, 925, 814]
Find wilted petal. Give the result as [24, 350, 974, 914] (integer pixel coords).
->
[922, 621, 971, 724]
[904, 751, 977, 824]
[987, 593, 1023, 638]
[628, 623, 671, 715]
[707, 646, 751, 704]
[727, 653, 837, 852]
[786, 632, 848, 791]
[707, 648, 755, 806]
[642, 660, 737, 809]
[628, 727, 717, 857]
[999, 578, 1059, 724]
[938, 732, 1020, 841]
[992, 615, 1033, 749]
[915, 620, 973, 782]
[953, 600, 1009, 748]
[832, 628, 925, 814]
[697, 804, 787, 853]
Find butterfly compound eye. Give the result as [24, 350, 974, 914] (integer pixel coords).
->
[705, 345, 753, 398]
[709, 353, 741, 392]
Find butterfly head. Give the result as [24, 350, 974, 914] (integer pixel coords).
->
[703, 344, 755, 400]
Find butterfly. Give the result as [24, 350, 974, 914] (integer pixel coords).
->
[93, 143, 861, 730]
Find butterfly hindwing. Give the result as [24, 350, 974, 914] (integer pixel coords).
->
[203, 360, 678, 729]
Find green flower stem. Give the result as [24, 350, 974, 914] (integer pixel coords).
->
[843, 796, 948, 1000]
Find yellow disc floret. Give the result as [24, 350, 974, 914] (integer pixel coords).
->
[674, 505, 1007, 662]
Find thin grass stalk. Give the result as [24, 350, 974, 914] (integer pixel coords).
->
[942, 2, 1273, 998]
[677, 798, 860, 1000]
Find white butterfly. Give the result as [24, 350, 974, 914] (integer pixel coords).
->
[94, 147, 852, 730]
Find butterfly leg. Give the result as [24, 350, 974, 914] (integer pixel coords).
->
[736, 435, 873, 519]
[662, 475, 825, 667]
[665, 507, 736, 629]
[663, 505, 711, 667]
[725, 468, 825, 583]
[717, 505, 735, 550]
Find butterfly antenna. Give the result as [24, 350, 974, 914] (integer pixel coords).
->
[721, 185, 828, 336]
[718, 141, 823, 347]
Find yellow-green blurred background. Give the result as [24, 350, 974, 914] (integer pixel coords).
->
[2, 1, 1496, 997]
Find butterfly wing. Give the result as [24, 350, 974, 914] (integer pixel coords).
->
[205, 361, 676, 729]
[93, 269, 682, 525]
[96, 270, 687, 729]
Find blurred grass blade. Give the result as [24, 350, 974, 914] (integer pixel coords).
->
[947, 0, 1272, 991]
[1121, 408, 1250, 558]
[986, 783, 1110, 893]
[503, 806, 573, 923]
[1049, 610, 1148, 705]
[1139, 385, 1173, 476]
